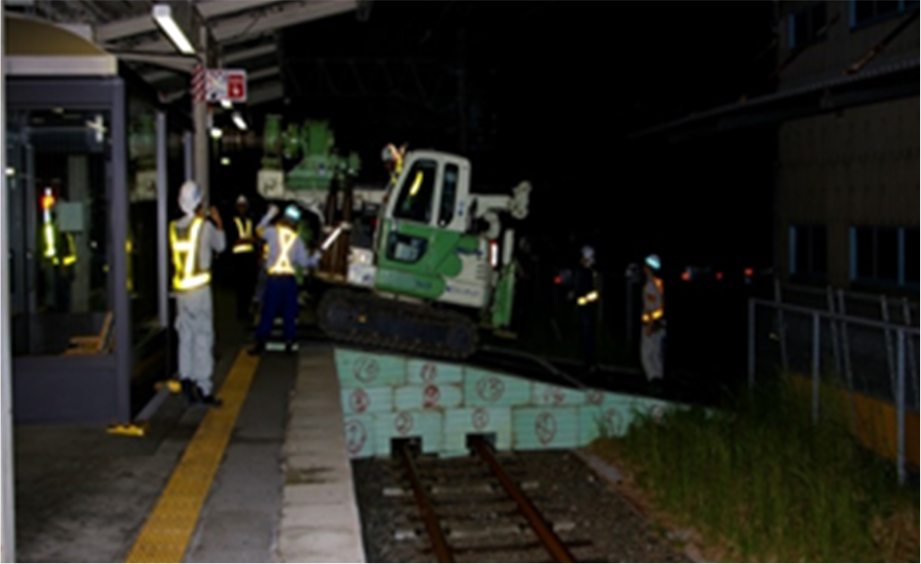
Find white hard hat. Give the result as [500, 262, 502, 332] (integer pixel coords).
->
[178, 180, 202, 216]
[645, 254, 661, 271]
[236, 194, 248, 205]
[283, 204, 301, 222]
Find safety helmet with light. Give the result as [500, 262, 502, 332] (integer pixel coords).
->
[283, 204, 301, 222]
[645, 254, 661, 271]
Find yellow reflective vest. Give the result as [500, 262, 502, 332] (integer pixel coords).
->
[233, 216, 254, 254]
[169, 216, 210, 291]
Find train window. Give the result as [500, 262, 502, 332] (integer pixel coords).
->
[7, 109, 114, 356]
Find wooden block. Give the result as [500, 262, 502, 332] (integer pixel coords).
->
[531, 383, 586, 407]
[394, 384, 464, 412]
[463, 368, 532, 408]
[340, 387, 393, 416]
[512, 406, 580, 450]
[406, 359, 464, 386]
[334, 348, 406, 389]
[374, 410, 443, 456]
[343, 414, 376, 459]
[442, 407, 512, 453]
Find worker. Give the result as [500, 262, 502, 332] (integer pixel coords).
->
[230, 194, 258, 321]
[39, 188, 77, 313]
[249, 204, 322, 355]
[381, 142, 406, 186]
[573, 245, 601, 374]
[640, 253, 666, 382]
[170, 180, 225, 406]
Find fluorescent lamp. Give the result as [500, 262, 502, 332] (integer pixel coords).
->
[232, 112, 247, 131]
[152, 4, 195, 55]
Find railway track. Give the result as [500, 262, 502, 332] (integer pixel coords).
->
[376, 438, 607, 563]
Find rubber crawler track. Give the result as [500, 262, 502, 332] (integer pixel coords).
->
[316, 288, 479, 360]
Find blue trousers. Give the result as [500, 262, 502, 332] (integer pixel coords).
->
[256, 275, 298, 342]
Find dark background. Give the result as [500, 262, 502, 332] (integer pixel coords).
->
[213, 0, 782, 388]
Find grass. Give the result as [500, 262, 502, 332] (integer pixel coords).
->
[586, 372, 920, 562]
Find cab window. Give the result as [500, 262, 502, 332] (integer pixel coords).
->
[393, 159, 437, 224]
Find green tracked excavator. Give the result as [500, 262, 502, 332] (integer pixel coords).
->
[255, 115, 531, 359]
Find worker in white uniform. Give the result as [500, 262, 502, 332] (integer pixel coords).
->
[170, 180, 226, 406]
[641, 253, 666, 382]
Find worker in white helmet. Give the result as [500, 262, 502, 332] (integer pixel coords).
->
[248, 203, 322, 355]
[641, 253, 666, 382]
[170, 180, 226, 406]
[573, 245, 601, 374]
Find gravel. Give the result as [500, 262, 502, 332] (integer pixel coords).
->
[352, 448, 692, 563]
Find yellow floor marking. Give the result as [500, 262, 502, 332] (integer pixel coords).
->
[124, 349, 259, 563]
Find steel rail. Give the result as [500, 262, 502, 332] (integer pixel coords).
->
[399, 442, 454, 562]
[469, 437, 576, 562]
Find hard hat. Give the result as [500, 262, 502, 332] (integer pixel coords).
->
[236, 194, 248, 206]
[179, 180, 202, 216]
[645, 254, 661, 271]
[283, 204, 301, 222]
[582, 245, 595, 260]
[381, 145, 396, 162]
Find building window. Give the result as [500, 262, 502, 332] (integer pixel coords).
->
[904, 228, 919, 284]
[850, 0, 917, 27]
[851, 226, 918, 289]
[789, 1, 827, 49]
[790, 224, 827, 280]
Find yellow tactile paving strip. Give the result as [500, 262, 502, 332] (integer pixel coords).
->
[125, 349, 259, 563]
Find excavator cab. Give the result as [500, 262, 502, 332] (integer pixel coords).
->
[374, 151, 491, 309]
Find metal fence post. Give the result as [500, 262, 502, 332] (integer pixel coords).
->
[812, 312, 820, 424]
[897, 329, 906, 486]
[881, 295, 897, 400]
[775, 277, 789, 373]
[748, 298, 756, 389]
[838, 290, 855, 394]
[827, 286, 842, 381]
[902, 298, 918, 410]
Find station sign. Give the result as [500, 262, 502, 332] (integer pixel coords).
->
[205, 69, 247, 103]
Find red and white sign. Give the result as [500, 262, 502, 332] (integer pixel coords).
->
[205, 69, 247, 103]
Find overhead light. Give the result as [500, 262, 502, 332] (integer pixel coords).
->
[5, 167, 15, 177]
[220, 157, 231, 166]
[210, 127, 223, 139]
[152, 4, 195, 55]
[221, 100, 232, 110]
[232, 112, 247, 131]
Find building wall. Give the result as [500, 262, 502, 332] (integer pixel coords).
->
[776, 95, 920, 289]
[778, 0, 919, 88]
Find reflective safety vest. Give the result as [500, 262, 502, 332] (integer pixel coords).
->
[43, 223, 77, 267]
[577, 269, 600, 306]
[233, 216, 254, 254]
[169, 216, 210, 291]
[641, 277, 664, 324]
[267, 225, 299, 276]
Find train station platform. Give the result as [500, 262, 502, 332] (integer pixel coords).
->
[8, 285, 690, 563]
